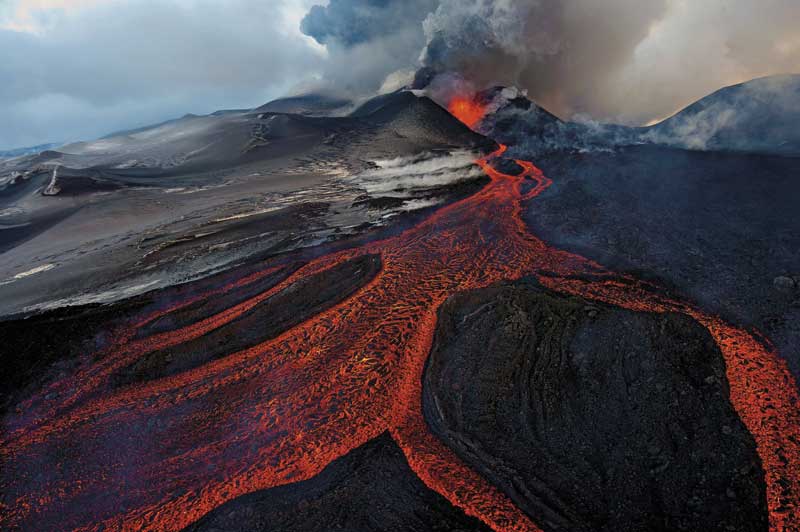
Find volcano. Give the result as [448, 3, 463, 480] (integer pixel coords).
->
[0, 81, 798, 532]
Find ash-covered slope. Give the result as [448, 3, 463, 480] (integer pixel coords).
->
[255, 93, 353, 116]
[0, 90, 486, 182]
[358, 90, 489, 148]
[0, 90, 490, 317]
[47, 110, 335, 175]
[643, 74, 800, 155]
[0, 143, 61, 160]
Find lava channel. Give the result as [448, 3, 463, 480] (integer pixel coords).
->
[1, 143, 798, 532]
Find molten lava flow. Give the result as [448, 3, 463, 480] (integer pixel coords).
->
[1, 145, 798, 532]
[448, 96, 487, 129]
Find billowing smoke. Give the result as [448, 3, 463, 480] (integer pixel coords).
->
[301, 0, 434, 47]
[300, 0, 438, 95]
[420, 0, 668, 121]
[611, 0, 800, 124]
[302, 0, 800, 125]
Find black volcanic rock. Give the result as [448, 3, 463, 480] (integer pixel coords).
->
[184, 433, 490, 532]
[354, 91, 490, 149]
[476, 74, 800, 157]
[0, 296, 151, 414]
[643, 74, 800, 155]
[423, 280, 768, 532]
[475, 87, 629, 156]
[0, 256, 305, 413]
[134, 261, 304, 338]
[528, 146, 800, 380]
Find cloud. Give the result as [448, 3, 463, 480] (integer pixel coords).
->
[301, 0, 438, 47]
[0, 0, 106, 33]
[0, 0, 324, 149]
[609, 0, 800, 124]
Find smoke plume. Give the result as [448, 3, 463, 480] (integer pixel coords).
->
[300, 0, 438, 94]
[303, 0, 800, 125]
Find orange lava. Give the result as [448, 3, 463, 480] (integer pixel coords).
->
[448, 95, 487, 129]
[1, 146, 798, 532]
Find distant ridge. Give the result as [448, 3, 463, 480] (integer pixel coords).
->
[472, 75, 800, 156]
[0, 143, 61, 160]
[643, 74, 800, 155]
[255, 93, 352, 116]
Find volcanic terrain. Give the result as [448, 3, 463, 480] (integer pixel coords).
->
[0, 78, 798, 532]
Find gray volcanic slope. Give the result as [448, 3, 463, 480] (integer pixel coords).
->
[255, 93, 353, 116]
[424, 280, 767, 532]
[643, 74, 800, 156]
[0, 91, 489, 316]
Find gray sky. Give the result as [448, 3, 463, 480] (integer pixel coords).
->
[1, 0, 798, 149]
[0, 0, 325, 149]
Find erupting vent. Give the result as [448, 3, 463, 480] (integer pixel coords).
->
[448, 96, 487, 129]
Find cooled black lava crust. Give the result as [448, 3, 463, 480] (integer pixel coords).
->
[423, 279, 768, 532]
[183, 433, 491, 532]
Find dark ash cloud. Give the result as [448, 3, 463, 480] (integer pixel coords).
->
[301, 0, 434, 47]
[420, 0, 670, 121]
[299, 0, 438, 95]
[301, 0, 438, 47]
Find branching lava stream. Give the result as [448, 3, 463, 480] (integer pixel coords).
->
[1, 139, 798, 531]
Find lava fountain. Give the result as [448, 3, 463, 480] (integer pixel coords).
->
[448, 94, 487, 130]
[1, 130, 798, 532]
